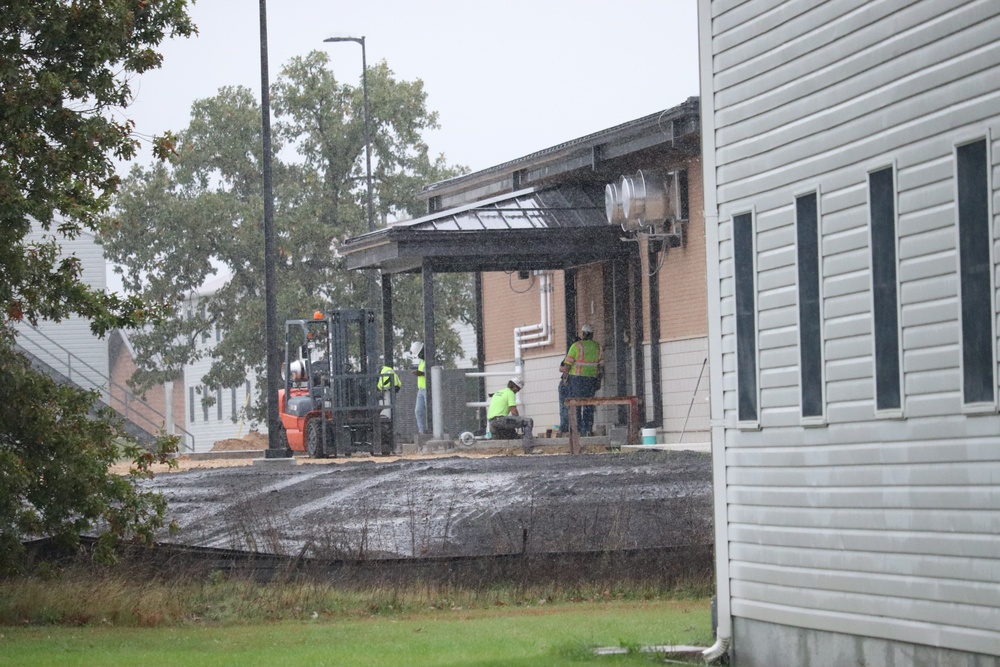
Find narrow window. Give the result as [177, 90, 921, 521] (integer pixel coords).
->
[796, 192, 823, 418]
[202, 386, 209, 421]
[231, 386, 237, 420]
[869, 167, 901, 412]
[956, 139, 996, 405]
[200, 305, 210, 342]
[188, 386, 195, 422]
[217, 387, 223, 420]
[733, 212, 758, 422]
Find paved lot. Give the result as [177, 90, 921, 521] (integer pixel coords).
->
[144, 449, 714, 559]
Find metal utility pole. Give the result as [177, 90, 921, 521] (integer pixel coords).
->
[323, 35, 374, 233]
[259, 0, 290, 458]
[324, 35, 380, 320]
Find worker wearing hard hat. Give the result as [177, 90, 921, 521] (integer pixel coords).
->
[487, 376, 536, 452]
[560, 323, 604, 436]
[411, 342, 427, 435]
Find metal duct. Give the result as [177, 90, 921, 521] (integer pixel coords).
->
[604, 182, 625, 226]
[622, 169, 670, 226]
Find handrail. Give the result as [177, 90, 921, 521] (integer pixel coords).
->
[14, 326, 195, 452]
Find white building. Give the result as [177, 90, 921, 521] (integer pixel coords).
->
[14, 224, 109, 396]
[180, 273, 263, 452]
[698, 0, 1000, 664]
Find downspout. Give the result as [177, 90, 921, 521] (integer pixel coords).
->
[698, 0, 732, 662]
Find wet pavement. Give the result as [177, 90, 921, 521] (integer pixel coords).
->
[144, 450, 714, 559]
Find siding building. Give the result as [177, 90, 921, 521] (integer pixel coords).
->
[698, 0, 1000, 664]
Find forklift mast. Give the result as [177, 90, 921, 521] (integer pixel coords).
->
[325, 308, 380, 413]
[281, 308, 395, 457]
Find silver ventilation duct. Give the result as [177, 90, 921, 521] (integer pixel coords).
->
[608, 169, 682, 233]
[604, 182, 625, 226]
[622, 169, 670, 226]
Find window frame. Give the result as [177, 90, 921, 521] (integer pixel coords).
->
[954, 134, 998, 413]
[732, 208, 760, 429]
[867, 163, 904, 419]
[795, 187, 826, 425]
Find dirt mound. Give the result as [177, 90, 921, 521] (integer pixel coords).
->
[211, 432, 268, 451]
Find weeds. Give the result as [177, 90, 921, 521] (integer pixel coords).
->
[0, 555, 712, 628]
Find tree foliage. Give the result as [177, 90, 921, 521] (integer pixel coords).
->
[101, 51, 472, 422]
[1, 0, 194, 337]
[0, 1, 194, 569]
[0, 341, 178, 572]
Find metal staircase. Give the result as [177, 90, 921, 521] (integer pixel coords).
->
[14, 327, 195, 453]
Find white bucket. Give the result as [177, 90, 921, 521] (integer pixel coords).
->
[641, 427, 657, 445]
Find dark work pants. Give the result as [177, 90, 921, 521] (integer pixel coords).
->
[567, 375, 599, 434]
[558, 379, 569, 433]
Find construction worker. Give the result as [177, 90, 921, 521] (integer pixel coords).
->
[487, 376, 536, 452]
[411, 341, 427, 435]
[560, 323, 604, 436]
[376, 364, 402, 393]
[557, 333, 580, 434]
[377, 363, 401, 419]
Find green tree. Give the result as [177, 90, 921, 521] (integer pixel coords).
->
[101, 51, 472, 422]
[0, 1, 194, 570]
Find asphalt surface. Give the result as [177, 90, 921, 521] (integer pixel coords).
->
[145, 450, 714, 559]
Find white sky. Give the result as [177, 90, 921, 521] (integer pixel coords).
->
[123, 0, 701, 175]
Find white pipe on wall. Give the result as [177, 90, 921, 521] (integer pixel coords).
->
[513, 272, 553, 361]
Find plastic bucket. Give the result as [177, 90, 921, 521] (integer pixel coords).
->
[641, 428, 657, 445]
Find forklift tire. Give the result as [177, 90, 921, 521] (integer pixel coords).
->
[305, 419, 329, 459]
[378, 420, 395, 456]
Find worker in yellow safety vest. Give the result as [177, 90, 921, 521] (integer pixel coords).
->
[376, 363, 402, 419]
[376, 365, 402, 393]
[560, 323, 604, 436]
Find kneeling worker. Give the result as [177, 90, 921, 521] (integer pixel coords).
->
[487, 376, 536, 452]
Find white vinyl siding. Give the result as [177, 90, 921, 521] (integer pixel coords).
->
[181, 290, 260, 451]
[702, 0, 1000, 660]
[13, 225, 109, 396]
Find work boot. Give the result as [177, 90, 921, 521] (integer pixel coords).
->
[521, 422, 536, 454]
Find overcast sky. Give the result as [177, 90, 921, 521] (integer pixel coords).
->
[123, 0, 701, 175]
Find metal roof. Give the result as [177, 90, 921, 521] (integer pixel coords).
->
[340, 98, 701, 276]
[342, 184, 630, 274]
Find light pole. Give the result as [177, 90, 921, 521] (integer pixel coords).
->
[323, 36, 374, 234]
[259, 0, 290, 458]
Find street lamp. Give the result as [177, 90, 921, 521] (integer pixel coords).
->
[259, 0, 290, 458]
[324, 36, 374, 234]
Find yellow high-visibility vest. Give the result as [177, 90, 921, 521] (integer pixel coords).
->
[377, 365, 401, 391]
[563, 339, 603, 377]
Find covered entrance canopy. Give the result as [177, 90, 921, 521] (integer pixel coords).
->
[338, 97, 701, 438]
[342, 184, 630, 275]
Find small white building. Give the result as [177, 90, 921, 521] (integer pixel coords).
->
[699, 0, 1000, 664]
[180, 273, 262, 452]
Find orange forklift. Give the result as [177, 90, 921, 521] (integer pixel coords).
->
[278, 308, 395, 457]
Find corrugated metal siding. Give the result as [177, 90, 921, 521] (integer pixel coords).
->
[705, 0, 1000, 657]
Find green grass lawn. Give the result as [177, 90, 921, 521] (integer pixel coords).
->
[0, 599, 711, 667]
